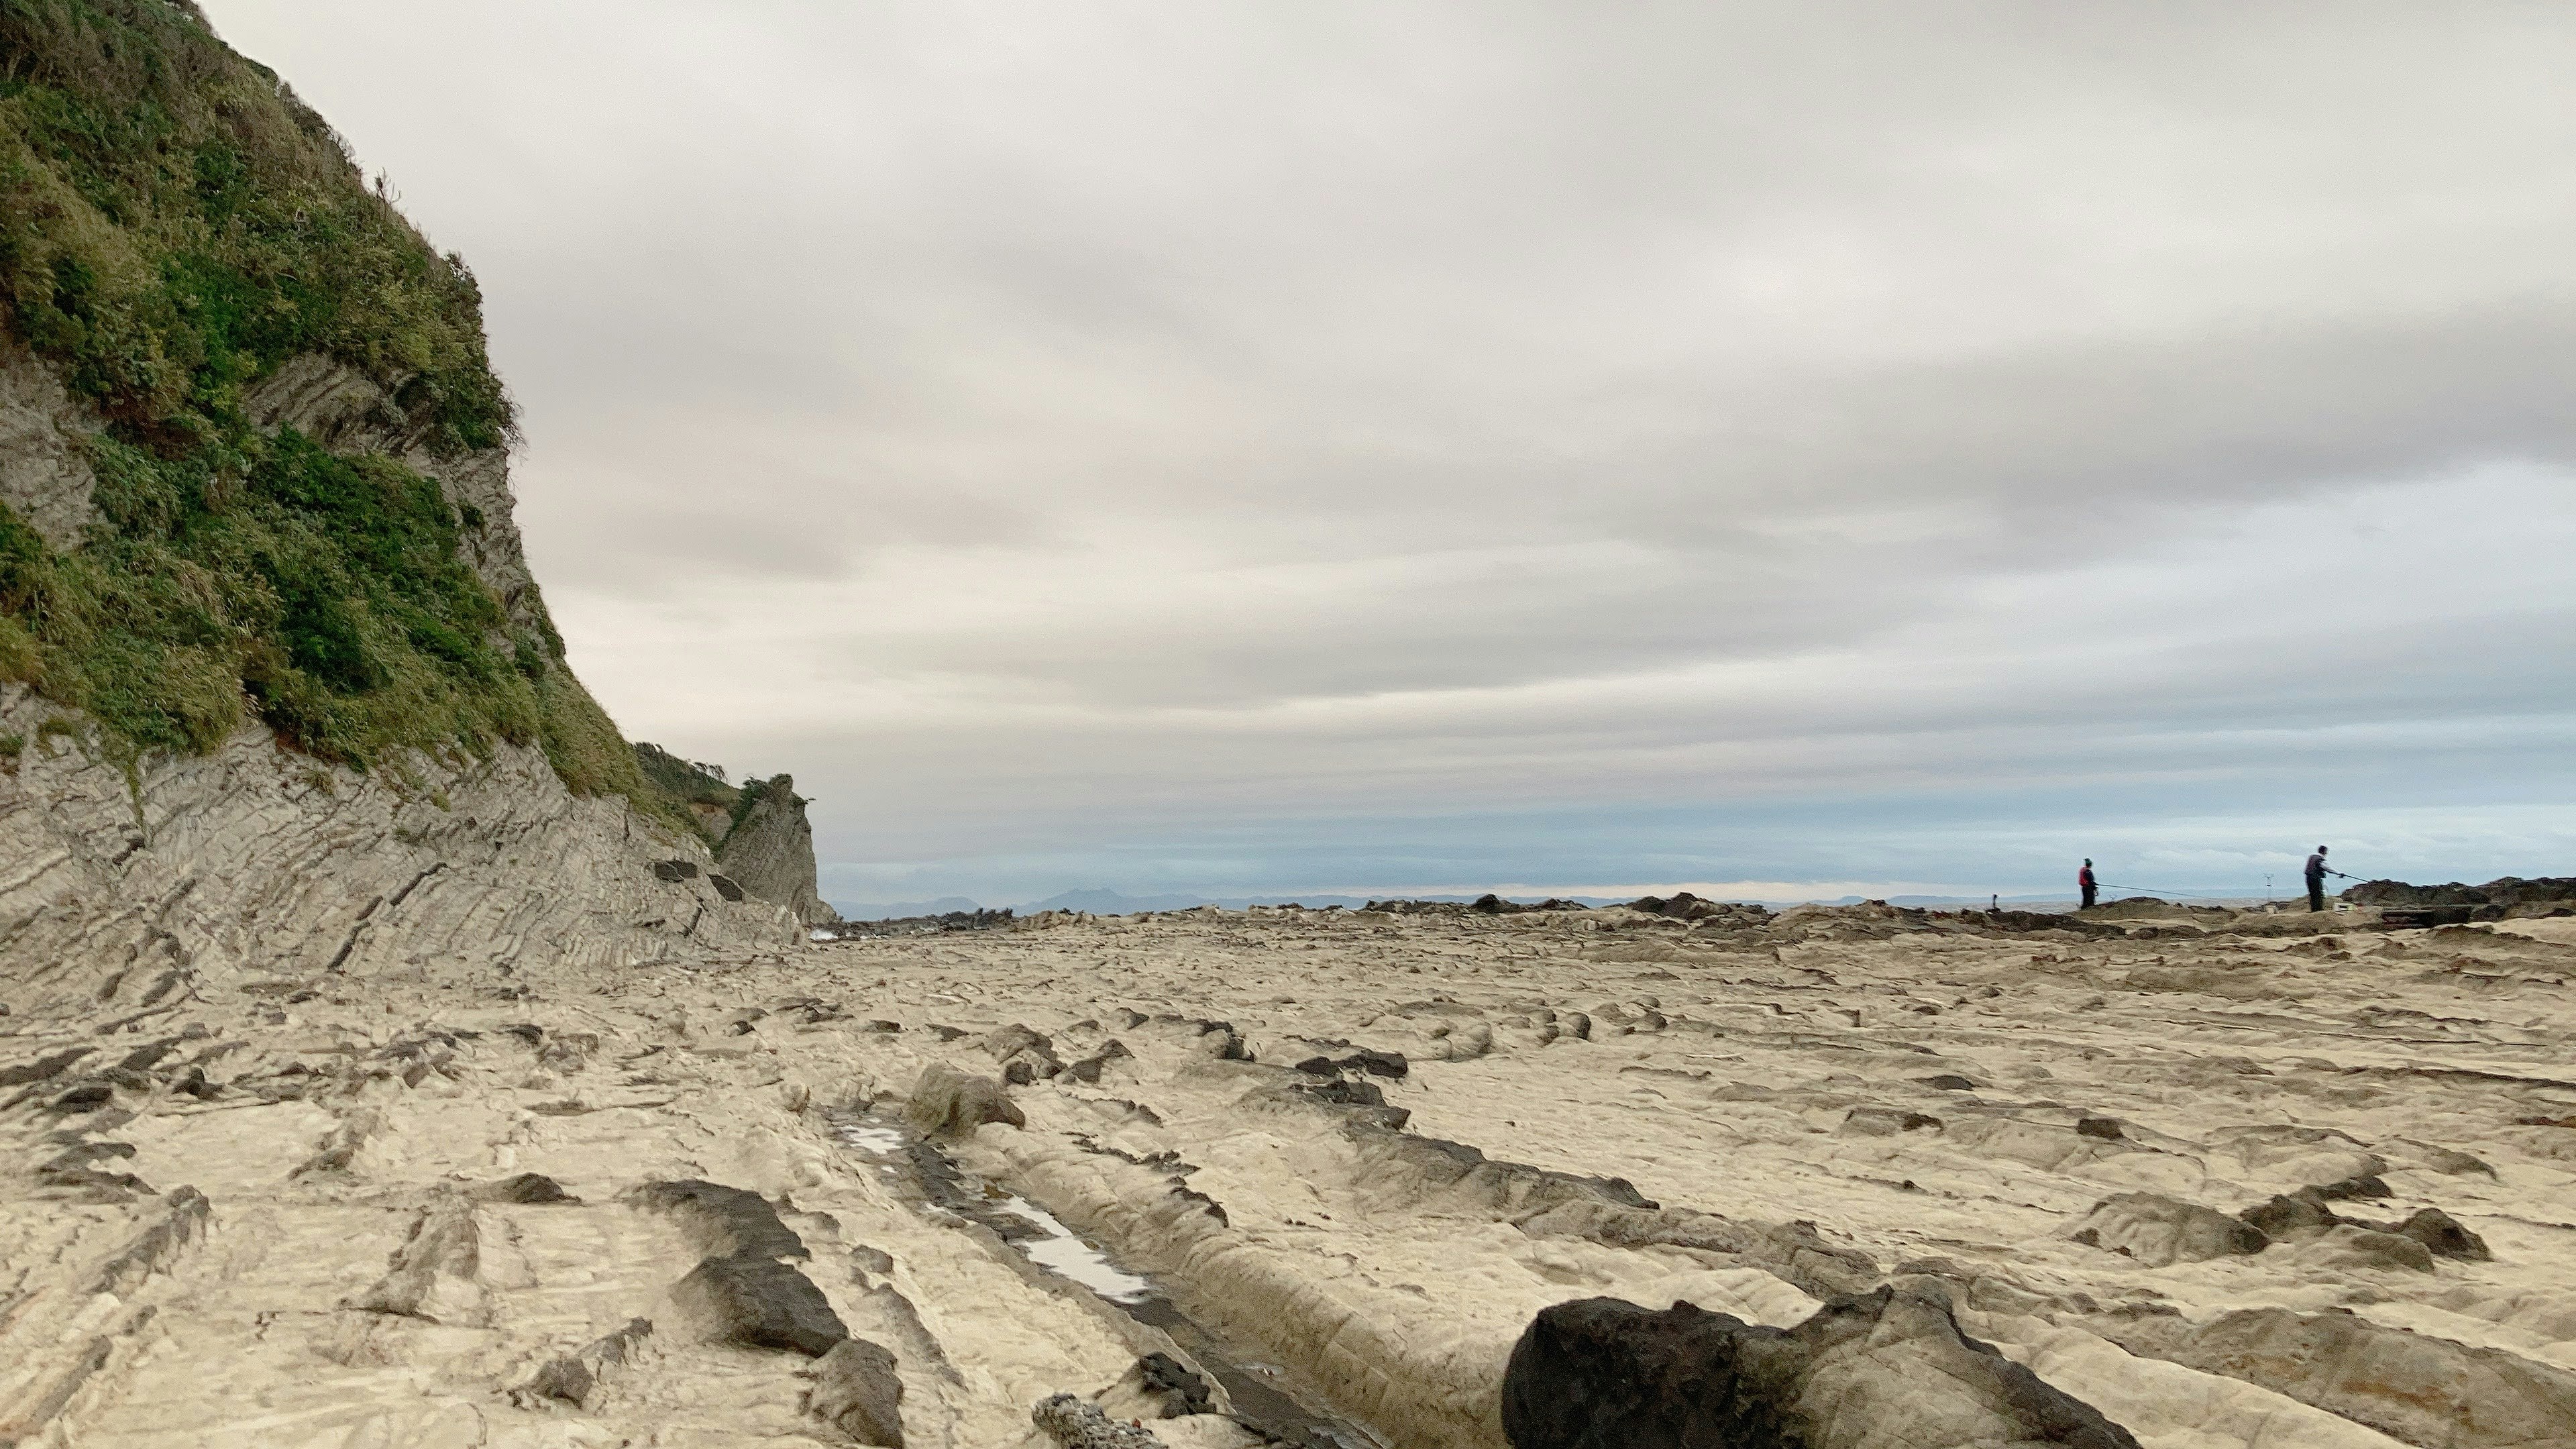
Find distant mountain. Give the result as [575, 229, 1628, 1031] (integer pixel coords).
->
[830, 896, 989, 921]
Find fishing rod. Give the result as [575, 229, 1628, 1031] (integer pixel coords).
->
[2090, 871, 2355, 902]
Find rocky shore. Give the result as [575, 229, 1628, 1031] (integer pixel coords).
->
[3, 897, 2571, 1447]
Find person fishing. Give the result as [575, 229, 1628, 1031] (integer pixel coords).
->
[2078, 859, 2098, 910]
[2304, 845, 2350, 912]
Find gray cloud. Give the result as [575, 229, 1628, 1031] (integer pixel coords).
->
[207, 1, 2576, 902]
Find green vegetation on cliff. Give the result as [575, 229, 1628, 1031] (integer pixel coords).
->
[0, 0, 663, 816]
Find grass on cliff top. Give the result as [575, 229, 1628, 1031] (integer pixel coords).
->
[1, 0, 510, 450]
[0, 1, 674, 824]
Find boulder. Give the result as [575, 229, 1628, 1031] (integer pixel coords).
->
[903, 1065, 1026, 1138]
[1503, 1287, 2140, 1449]
[2399, 1207, 2491, 1261]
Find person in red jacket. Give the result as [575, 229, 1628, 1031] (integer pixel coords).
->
[2078, 859, 2098, 910]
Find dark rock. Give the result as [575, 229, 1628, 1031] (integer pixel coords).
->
[989, 1020, 1061, 1057]
[669, 1252, 848, 1356]
[2305, 1171, 2392, 1201]
[865, 1020, 903, 1033]
[627, 1179, 809, 1260]
[708, 873, 747, 902]
[902, 1065, 1026, 1138]
[809, 1337, 904, 1445]
[42, 1140, 136, 1171]
[2240, 1193, 2339, 1237]
[1136, 1350, 1216, 1416]
[1340, 1049, 1408, 1079]
[2398, 1208, 2491, 1261]
[1062, 1040, 1132, 1085]
[0, 1048, 91, 1087]
[1297, 1077, 1388, 1109]
[1919, 1074, 1978, 1091]
[476, 1172, 577, 1204]
[850, 1246, 896, 1279]
[653, 859, 700, 881]
[1293, 1055, 1338, 1076]
[2075, 1117, 2125, 1140]
[116, 1040, 178, 1073]
[983, 1023, 1064, 1078]
[48, 1082, 115, 1113]
[1841, 1107, 1942, 1136]
[2344, 875, 2576, 909]
[1503, 1287, 2141, 1449]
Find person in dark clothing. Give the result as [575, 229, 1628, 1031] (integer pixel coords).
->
[2078, 859, 2098, 910]
[2306, 846, 2332, 911]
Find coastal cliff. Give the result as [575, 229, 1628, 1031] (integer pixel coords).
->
[0, 0, 801, 986]
[633, 743, 838, 926]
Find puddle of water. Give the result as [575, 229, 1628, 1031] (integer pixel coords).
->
[993, 1196, 1157, 1303]
[835, 1122, 909, 1155]
[828, 1110, 1386, 1449]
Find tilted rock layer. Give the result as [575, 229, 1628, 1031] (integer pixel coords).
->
[7, 900, 2569, 1447]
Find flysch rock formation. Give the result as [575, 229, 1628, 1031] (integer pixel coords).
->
[716, 775, 841, 927]
[5, 898, 2572, 1448]
[0, 335, 803, 989]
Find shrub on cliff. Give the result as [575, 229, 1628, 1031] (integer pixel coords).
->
[0, 1, 661, 816]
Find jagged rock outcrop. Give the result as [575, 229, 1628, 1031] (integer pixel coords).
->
[716, 773, 838, 925]
[0, 684, 795, 996]
[2344, 876, 2576, 910]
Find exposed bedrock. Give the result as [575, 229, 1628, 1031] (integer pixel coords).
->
[667, 1250, 850, 1356]
[714, 773, 841, 926]
[2066, 1193, 2269, 1267]
[345, 1191, 486, 1324]
[0, 690, 797, 1000]
[627, 1178, 813, 1260]
[905, 1064, 1028, 1138]
[2096, 1306, 2576, 1449]
[808, 1336, 906, 1445]
[630, 1177, 850, 1356]
[511, 1318, 657, 1411]
[1503, 1287, 2141, 1449]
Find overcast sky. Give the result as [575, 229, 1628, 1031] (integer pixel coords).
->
[206, 3, 2575, 906]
